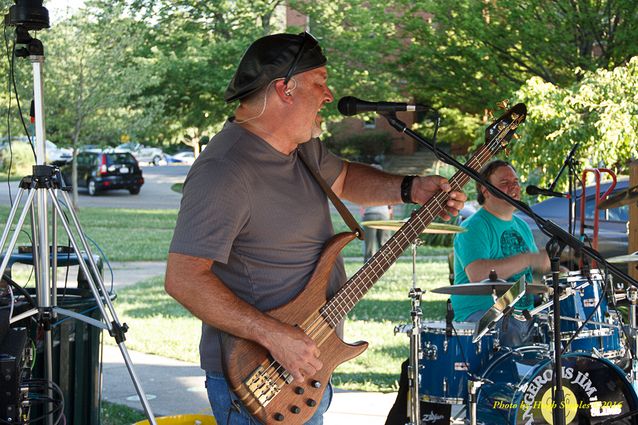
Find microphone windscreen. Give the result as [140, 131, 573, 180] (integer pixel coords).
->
[337, 96, 358, 116]
[525, 185, 537, 195]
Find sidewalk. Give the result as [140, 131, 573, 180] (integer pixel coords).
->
[102, 346, 397, 424]
[101, 261, 399, 424]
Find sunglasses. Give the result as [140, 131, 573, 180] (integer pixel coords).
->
[283, 32, 319, 86]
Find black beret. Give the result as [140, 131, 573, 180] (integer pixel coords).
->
[224, 33, 327, 103]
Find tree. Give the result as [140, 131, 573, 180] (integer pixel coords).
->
[297, 0, 638, 149]
[119, 0, 289, 153]
[399, 0, 638, 113]
[507, 57, 638, 189]
[41, 2, 161, 208]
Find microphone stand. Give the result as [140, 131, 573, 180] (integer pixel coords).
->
[547, 142, 580, 261]
[379, 111, 638, 424]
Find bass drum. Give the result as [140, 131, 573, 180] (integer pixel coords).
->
[475, 346, 638, 424]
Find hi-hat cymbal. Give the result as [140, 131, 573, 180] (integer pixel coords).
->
[607, 252, 638, 263]
[432, 282, 551, 296]
[598, 184, 638, 209]
[361, 220, 466, 234]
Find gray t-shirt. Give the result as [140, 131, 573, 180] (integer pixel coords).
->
[169, 120, 347, 372]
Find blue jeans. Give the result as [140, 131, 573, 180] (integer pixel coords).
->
[466, 310, 539, 348]
[205, 371, 333, 425]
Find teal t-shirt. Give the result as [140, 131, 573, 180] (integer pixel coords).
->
[451, 207, 537, 321]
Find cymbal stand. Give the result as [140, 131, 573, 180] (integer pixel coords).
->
[467, 379, 483, 425]
[406, 238, 423, 425]
[1, 27, 157, 425]
[627, 286, 638, 392]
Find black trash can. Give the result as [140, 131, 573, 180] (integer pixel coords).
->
[24, 288, 111, 425]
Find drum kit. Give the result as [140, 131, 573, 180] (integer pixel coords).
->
[362, 218, 638, 425]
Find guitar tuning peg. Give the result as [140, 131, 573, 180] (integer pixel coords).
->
[512, 134, 521, 140]
[500, 141, 510, 156]
[496, 100, 509, 110]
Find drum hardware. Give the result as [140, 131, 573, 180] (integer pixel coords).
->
[406, 238, 423, 425]
[472, 276, 527, 344]
[467, 378, 483, 425]
[431, 281, 550, 296]
[535, 313, 620, 329]
[423, 341, 437, 360]
[406, 286, 422, 425]
[627, 286, 638, 392]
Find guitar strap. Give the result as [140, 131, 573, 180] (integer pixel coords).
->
[298, 150, 365, 240]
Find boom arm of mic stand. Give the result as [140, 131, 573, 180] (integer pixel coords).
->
[548, 141, 580, 192]
[379, 112, 638, 288]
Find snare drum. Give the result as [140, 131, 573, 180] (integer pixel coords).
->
[419, 321, 495, 404]
[474, 346, 638, 424]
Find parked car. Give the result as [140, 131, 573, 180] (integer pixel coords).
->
[45, 140, 73, 165]
[60, 151, 144, 196]
[115, 142, 165, 165]
[517, 178, 630, 268]
[0, 136, 72, 165]
[166, 151, 195, 165]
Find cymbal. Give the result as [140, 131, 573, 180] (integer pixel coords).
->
[361, 220, 466, 234]
[598, 184, 638, 209]
[432, 282, 551, 296]
[607, 252, 638, 263]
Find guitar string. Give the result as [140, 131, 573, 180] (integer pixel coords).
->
[256, 160, 475, 390]
[256, 141, 506, 392]
[253, 119, 520, 397]
[257, 143, 501, 392]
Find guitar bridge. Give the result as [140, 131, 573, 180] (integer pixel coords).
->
[244, 363, 290, 407]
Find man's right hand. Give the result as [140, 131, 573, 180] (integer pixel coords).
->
[260, 321, 323, 383]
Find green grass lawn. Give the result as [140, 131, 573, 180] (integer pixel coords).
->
[0, 205, 452, 261]
[108, 260, 450, 393]
[101, 401, 146, 425]
[0, 206, 178, 262]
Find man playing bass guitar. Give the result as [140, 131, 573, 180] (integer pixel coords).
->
[165, 32, 465, 425]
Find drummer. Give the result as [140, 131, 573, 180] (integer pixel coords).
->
[452, 160, 551, 346]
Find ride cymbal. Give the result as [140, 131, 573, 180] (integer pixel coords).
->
[607, 251, 638, 263]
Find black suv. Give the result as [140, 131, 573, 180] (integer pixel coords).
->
[61, 150, 144, 196]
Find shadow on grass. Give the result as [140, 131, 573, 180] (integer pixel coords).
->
[114, 278, 190, 318]
[372, 343, 410, 359]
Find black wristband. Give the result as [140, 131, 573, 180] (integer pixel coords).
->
[400, 175, 417, 204]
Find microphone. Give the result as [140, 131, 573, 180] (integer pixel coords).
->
[445, 299, 454, 337]
[337, 96, 431, 116]
[526, 185, 567, 198]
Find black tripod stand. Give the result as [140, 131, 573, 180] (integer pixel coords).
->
[1, 8, 157, 424]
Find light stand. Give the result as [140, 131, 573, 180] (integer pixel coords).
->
[2, 7, 157, 424]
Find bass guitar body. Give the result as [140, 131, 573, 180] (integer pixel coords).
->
[221, 232, 365, 425]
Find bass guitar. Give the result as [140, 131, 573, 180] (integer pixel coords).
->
[221, 103, 527, 424]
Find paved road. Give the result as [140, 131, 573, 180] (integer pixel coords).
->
[0, 165, 189, 209]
